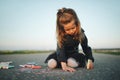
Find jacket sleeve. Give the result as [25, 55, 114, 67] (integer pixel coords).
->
[56, 44, 67, 62]
[81, 33, 94, 62]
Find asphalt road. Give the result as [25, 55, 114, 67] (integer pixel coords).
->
[0, 53, 120, 80]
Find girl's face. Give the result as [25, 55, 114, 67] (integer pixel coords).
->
[63, 20, 77, 35]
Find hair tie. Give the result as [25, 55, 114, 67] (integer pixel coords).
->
[61, 8, 66, 13]
[57, 8, 66, 17]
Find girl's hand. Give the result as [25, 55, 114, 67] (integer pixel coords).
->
[61, 62, 76, 72]
[62, 66, 76, 72]
[87, 59, 94, 69]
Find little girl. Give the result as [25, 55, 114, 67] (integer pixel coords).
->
[45, 7, 94, 72]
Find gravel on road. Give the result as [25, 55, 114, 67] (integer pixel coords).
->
[0, 53, 120, 80]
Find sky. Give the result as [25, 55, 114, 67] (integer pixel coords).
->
[0, 0, 120, 50]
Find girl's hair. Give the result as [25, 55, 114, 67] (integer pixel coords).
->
[56, 7, 85, 48]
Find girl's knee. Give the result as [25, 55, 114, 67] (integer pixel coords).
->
[48, 59, 57, 69]
[67, 58, 79, 68]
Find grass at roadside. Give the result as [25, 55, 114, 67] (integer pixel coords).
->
[93, 48, 120, 55]
[94, 51, 120, 55]
[0, 48, 120, 55]
[0, 50, 55, 55]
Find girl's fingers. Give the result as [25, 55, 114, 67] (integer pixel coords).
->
[63, 67, 76, 72]
[87, 61, 94, 69]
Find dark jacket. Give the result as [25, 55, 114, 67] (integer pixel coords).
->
[56, 30, 94, 62]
